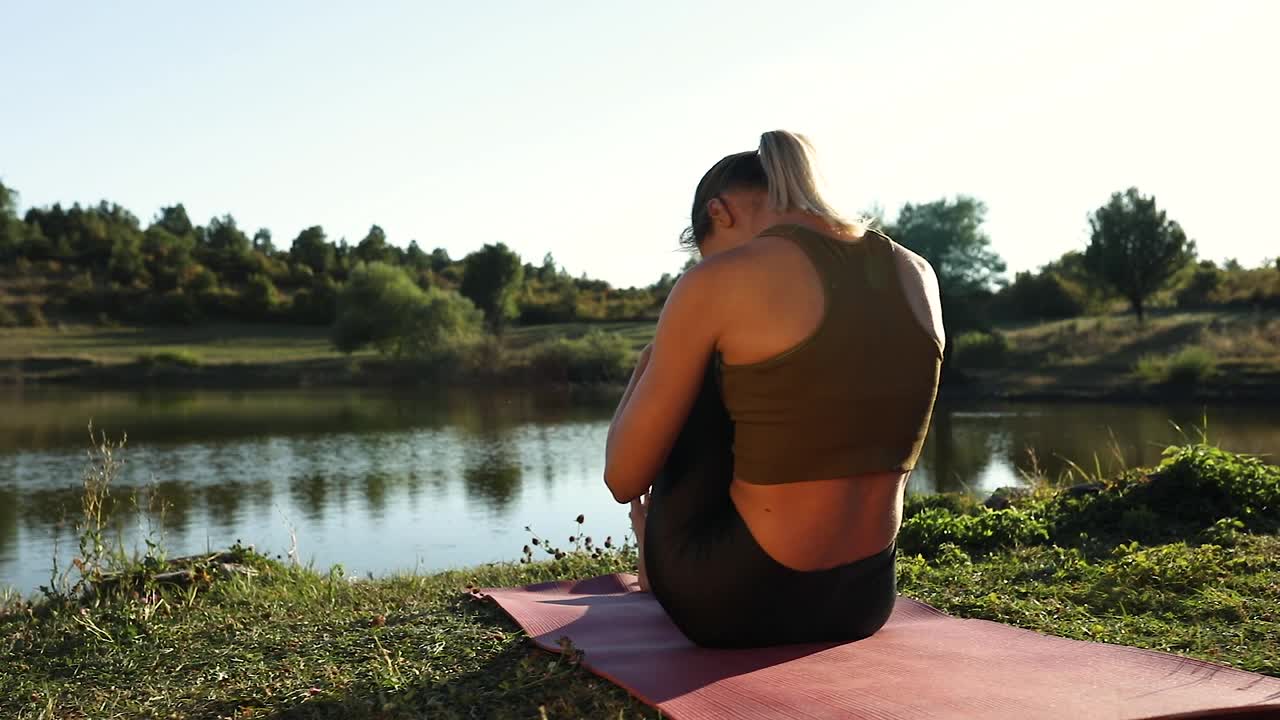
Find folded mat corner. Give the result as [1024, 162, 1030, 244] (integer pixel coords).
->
[475, 573, 1280, 720]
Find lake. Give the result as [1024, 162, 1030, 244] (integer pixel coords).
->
[2, 387, 1278, 595]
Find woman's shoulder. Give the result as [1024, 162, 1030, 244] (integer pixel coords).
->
[880, 237, 945, 350]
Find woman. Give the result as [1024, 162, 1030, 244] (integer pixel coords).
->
[604, 130, 945, 648]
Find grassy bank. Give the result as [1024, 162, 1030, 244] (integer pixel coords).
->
[3, 440, 1277, 718]
[6, 310, 1280, 398]
[955, 308, 1280, 401]
[0, 322, 654, 388]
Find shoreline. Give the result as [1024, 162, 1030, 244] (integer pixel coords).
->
[3, 441, 1277, 717]
[6, 355, 1280, 405]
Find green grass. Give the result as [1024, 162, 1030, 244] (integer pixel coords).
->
[963, 309, 1280, 397]
[0, 324, 361, 365]
[0, 322, 655, 367]
[3, 440, 1278, 718]
[504, 322, 654, 352]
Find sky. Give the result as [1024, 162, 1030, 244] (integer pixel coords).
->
[1, 1, 1276, 288]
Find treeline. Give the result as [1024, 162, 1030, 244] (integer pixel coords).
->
[3, 179, 1277, 349]
[874, 190, 1280, 336]
[0, 180, 676, 331]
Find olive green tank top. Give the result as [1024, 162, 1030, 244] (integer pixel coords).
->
[718, 224, 943, 484]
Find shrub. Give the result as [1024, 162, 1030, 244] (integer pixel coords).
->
[1175, 262, 1222, 309]
[1134, 346, 1216, 386]
[953, 330, 1009, 368]
[238, 273, 281, 320]
[138, 290, 201, 325]
[1002, 270, 1088, 320]
[288, 278, 339, 325]
[898, 506, 1049, 557]
[332, 262, 483, 358]
[525, 330, 634, 384]
[1048, 443, 1280, 544]
[17, 302, 47, 328]
[137, 349, 201, 368]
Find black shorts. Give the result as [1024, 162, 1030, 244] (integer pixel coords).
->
[643, 365, 897, 649]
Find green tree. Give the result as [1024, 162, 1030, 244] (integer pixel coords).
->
[252, 228, 275, 254]
[404, 240, 430, 270]
[205, 215, 251, 255]
[290, 226, 334, 274]
[142, 226, 196, 292]
[460, 243, 524, 333]
[354, 224, 394, 265]
[241, 274, 281, 319]
[429, 247, 452, 272]
[155, 205, 194, 238]
[0, 180, 23, 261]
[332, 262, 482, 357]
[1083, 187, 1193, 323]
[884, 196, 1006, 296]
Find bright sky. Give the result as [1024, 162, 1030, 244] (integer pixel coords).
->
[2, 1, 1276, 288]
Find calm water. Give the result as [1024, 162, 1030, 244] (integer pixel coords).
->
[2, 387, 1278, 595]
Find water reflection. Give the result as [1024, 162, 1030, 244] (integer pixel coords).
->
[2, 387, 1277, 594]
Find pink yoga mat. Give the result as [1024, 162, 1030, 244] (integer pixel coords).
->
[476, 574, 1280, 720]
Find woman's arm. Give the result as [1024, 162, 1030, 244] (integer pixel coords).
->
[607, 343, 652, 449]
[603, 265, 721, 503]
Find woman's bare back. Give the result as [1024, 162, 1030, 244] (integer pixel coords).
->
[715, 226, 943, 571]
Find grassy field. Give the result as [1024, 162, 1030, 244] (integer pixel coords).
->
[0, 322, 657, 366]
[2, 441, 1277, 719]
[0, 324, 363, 365]
[960, 309, 1280, 398]
[5, 310, 1280, 397]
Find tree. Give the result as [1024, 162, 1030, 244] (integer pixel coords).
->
[429, 247, 452, 272]
[1083, 187, 1193, 323]
[404, 240, 429, 270]
[459, 243, 524, 334]
[354, 224, 393, 265]
[884, 196, 1006, 296]
[0, 180, 23, 261]
[205, 215, 251, 255]
[253, 228, 275, 254]
[241, 274, 281, 319]
[155, 204, 195, 238]
[331, 262, 482, 357]
[290, 226, 334, 274]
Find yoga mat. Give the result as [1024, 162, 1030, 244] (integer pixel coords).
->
[475, 574, 1280, 720]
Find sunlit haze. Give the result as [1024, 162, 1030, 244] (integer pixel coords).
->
[2, 1, 1276, 288]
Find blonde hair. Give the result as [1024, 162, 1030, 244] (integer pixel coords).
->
[758, 130, 864, 238]
[681, 130, 863, 248]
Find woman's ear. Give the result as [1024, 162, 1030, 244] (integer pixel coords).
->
[707, 197, 734, 231]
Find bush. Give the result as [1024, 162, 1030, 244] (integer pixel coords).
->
[953, 330, 1009, 368]
[137, 349, 201, 368]
[238, 274, 281, 320]
[525, 330, 634, 384]
[332, 262, 483, 358]
[1002, 270, 1088, 321]
[898, 506, 1049, 557]
[1134, 346, 1216, 386]
[1048, 443, 1280, 545]
[1175, 262, 1223, 309]
[288, 278, 339, 325]
[138, 291, 201, 325]
[17, 302, 47, 328]
[0, 304, 17, 327]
